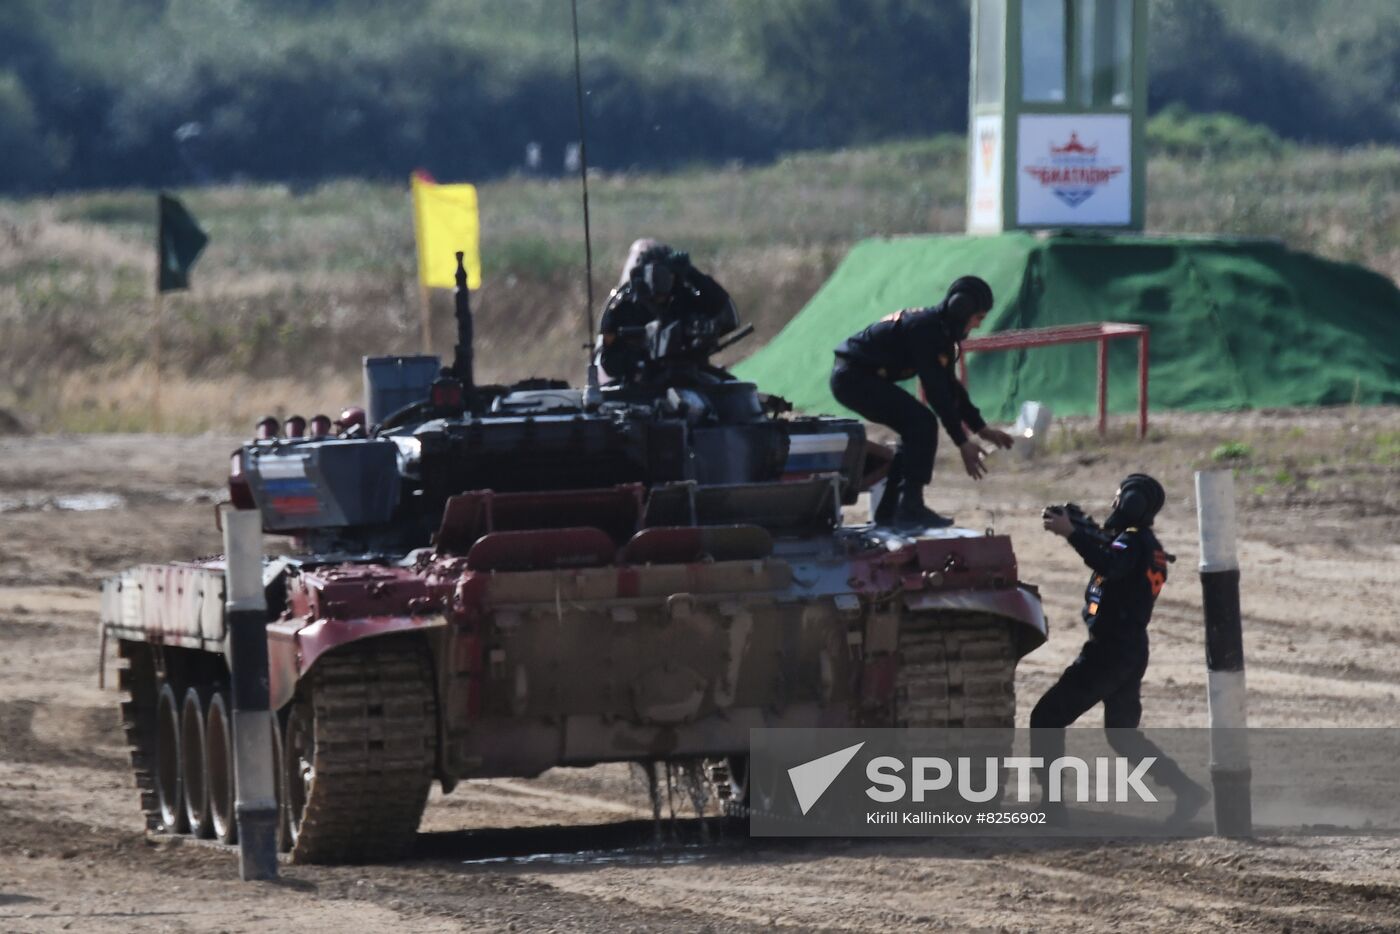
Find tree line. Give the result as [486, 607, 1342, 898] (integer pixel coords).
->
[1, 0, 1396, 194]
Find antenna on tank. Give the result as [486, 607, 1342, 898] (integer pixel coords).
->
[570, 0, 602, 406]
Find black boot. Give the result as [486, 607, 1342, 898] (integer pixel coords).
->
[893, 483, 954, 529]
[1166, 776, 1210, 827]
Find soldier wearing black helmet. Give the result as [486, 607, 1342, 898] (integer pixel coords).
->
[830, 276, 1013, 529]
[596, 240, 738, 383]
[1034, 473, 1208, 823]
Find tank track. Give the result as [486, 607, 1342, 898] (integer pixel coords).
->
[716, 612, 1020, 819]
[288, 639, 437, 864]
[895, 611, 1018, 728]
[117, 640, 162, 832]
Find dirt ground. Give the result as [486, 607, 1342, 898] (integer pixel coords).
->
[2, 408, 1399, 933]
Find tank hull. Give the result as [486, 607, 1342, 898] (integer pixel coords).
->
[104, 434, 1046, 863]
[105, 503, 1046, 793]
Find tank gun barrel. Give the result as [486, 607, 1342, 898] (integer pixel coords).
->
[711, 323, 754, 356]
[452, 251, 474, 391]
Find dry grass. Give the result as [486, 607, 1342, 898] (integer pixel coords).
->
[0, 367, 361, 435]
[0, 138, 1396, 433]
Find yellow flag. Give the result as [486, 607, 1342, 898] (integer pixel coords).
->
[411, 173, 482, 289]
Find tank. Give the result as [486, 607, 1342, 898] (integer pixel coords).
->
[101, 256, 1047, 862]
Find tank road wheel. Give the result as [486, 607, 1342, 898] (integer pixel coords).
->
[282, 639, 437, 864]
[205, 691, 238, 845]
[895, 612, 1019, 728]
[283, 699, 315, 854]
[155, 682, 188, 834]
[181, 687, 214, 838]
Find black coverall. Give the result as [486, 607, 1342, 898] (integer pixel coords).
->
[597, 270, 735, 382]
[829, 304, 985, 489]
[1031, 525, 1193, 792]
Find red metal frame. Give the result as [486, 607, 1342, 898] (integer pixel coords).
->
[958, 322, 1150, 438]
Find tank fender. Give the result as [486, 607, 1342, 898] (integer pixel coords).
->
[901, 586, 1048, 657]
[267, 614, 447, 711]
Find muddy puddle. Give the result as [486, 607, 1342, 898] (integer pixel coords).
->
[0, 487, 221, 513]
[461, 842, 720, 869]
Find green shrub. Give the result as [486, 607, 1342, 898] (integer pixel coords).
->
[1375, 432, 1400, 465]
[4, 0, 1400, 194]
[1147, 105, 1286, 160]
[1211, 441, 1254, 462]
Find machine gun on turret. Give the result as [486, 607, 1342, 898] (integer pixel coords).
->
[1042, 502, 1114, 547]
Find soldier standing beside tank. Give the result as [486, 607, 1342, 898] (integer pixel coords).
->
[830, 277, 1013, 529]
[1033, 473, 1209, 823]
[596, 240, 738, 383]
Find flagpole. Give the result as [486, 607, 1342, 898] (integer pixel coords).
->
[418, 281, 433, 354]
[410, 173, 432, 355]
[152, 192, 164, 434]
[152, 290, 163, 432]
[152, 193, 163, 433]
[152, 192, 207, 432]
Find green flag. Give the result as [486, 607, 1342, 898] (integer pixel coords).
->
[157, 192, 208, 292]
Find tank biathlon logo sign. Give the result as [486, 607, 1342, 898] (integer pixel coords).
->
[1024, 133, 1121, 208]
[1017, 114, 1132, 226]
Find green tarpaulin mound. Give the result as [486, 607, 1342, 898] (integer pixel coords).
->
[734, 232, 1400, 422]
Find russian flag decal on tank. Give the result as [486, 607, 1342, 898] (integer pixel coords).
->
[256, 454, 322, 516]
[783, 432, 852, 477]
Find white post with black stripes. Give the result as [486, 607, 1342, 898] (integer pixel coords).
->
[223, 507, 279, 879]
[1194, 470, 1251, 837]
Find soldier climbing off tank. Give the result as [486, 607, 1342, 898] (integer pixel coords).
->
[830, 276, 1013, 529]
[595, 239, 738, 383]
[1033, 473, 1209, 824]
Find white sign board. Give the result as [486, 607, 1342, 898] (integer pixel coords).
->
[1016, 113, 1132, 226]
[968, 114, 1003, 233]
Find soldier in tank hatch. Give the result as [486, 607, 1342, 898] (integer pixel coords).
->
[830, 276, 1013, 529]
[596, 240, 738, 384]
[1033, 473, 1209, 823]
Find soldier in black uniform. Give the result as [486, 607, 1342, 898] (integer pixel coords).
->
[1033, 473, 1208, 823]
[596, 241, 738, 383]
[830, 276, 1013, 529]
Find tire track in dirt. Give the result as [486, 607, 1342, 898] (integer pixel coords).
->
[2, 422, 1398, 931]
[0, 700, 124, 771]
[524, 834, 1400, 932]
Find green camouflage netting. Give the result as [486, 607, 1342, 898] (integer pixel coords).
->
[734, 232, 1400, 421]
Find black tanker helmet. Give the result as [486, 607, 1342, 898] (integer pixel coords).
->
[942, 276, 995, 334]
[1106, 472, 1166, 530]
[632, 244, 690, 301]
